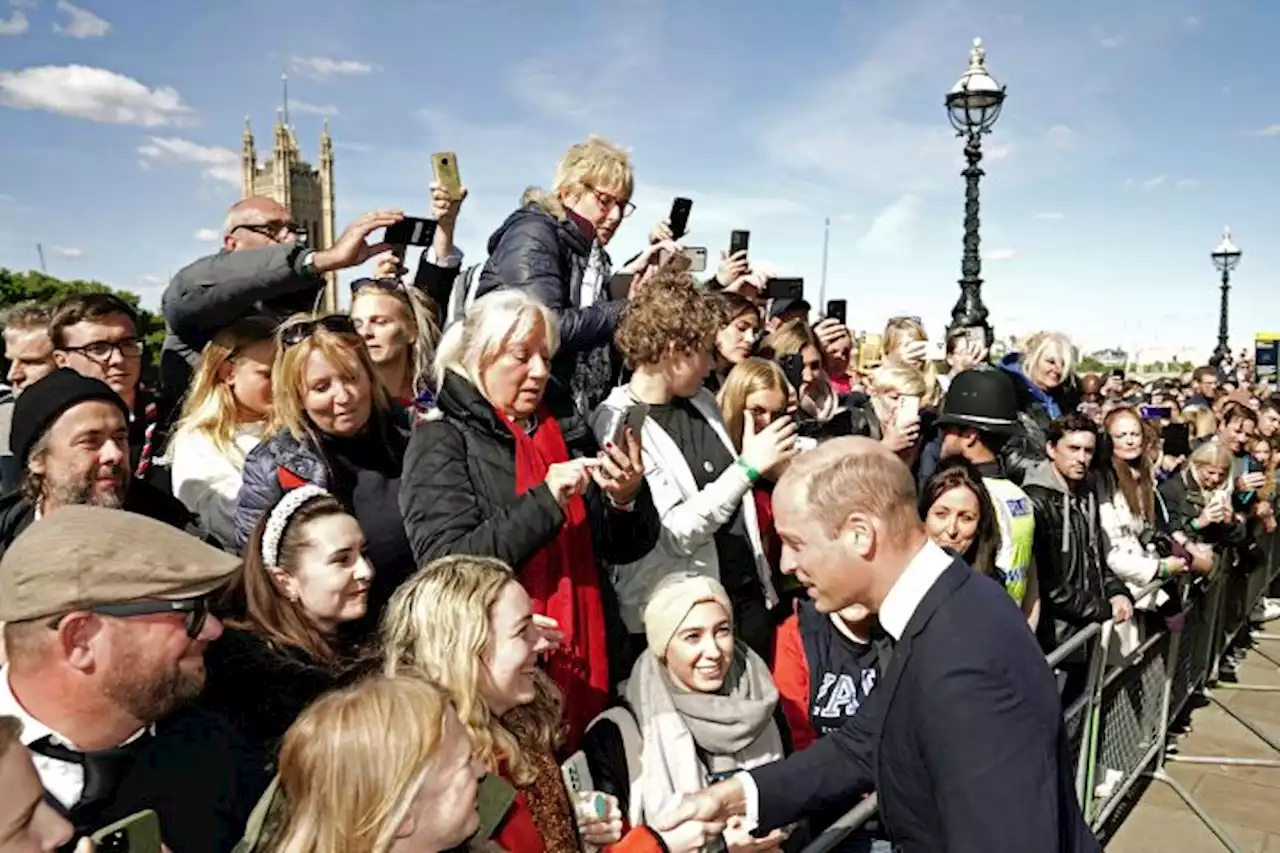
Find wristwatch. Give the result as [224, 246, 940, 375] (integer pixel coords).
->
[299, 249, 318, 276]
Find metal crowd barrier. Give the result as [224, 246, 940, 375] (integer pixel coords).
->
[800, 527, 1280, 853]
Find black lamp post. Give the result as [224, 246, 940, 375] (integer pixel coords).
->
[1209, 227, 1241, 368]
[945, 38, 1006, 347]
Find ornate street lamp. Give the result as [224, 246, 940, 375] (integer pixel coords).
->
[1209, 227, 1242, 368]
[945, 38, 1006, 346]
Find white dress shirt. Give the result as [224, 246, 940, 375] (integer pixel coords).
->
[0, 666, 150, 809]
[739, 540, 955, 827]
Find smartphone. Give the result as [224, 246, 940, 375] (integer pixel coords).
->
[795, 436, 818, 452]
[729, 229, 750, 257]
[826, 299, 847, 325]
[897, 395, 920, 428]
[779, 354, 805, 391]
[669, 197, 693, 240]
[682, 246, 708, 273]
[1139, 405, 1172, 420]
[91, 810, 162, 853]
[384, 217, 438, 247]
[431, 152, 463, 200]
[858, 333, 885, 371]
[560, 750, 595, 798]
[610, 402, 650, 447]
[766, 277, 804, 301]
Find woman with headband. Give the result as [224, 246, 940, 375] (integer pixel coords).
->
[202, 485, 372, 756]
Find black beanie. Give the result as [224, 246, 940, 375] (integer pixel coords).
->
[11, 369, 131, 466]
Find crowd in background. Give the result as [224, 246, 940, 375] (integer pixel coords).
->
[0, 133, 1277, 853]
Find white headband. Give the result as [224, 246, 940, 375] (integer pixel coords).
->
[260, 485, 331, 567]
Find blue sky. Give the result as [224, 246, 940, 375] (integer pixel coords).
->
[0, 0, 1277, 358]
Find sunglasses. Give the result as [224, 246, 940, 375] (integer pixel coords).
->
[47, 596, 212, 639]
[349, 277, 404, 296]
[281, 314, 358, 348]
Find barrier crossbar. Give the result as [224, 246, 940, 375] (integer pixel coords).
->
[799, 528, 1280, 853]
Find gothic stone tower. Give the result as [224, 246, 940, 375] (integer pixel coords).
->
[240, 111, 338, 311]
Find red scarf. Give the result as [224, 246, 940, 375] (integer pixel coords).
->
[500, 404, 609, 751]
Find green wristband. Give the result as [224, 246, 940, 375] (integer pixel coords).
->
[736, 457, 761, 483]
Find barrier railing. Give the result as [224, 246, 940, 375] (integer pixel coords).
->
[800, 527, 1280, 853]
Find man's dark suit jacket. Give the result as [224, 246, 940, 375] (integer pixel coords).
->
[751, 558, 1100, 853]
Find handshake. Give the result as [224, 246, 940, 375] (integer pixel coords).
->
[647, 780, 789, 853]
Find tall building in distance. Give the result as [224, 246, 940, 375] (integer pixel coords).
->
[240, 75, 337, 310]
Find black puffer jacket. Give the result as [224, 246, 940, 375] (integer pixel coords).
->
[476, 193, 623, 364]
[399, 371, 659, 570]
[998, 356, 1082, 486]
[1022, 464, 1128, 650]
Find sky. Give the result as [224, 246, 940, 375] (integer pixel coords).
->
[0, 0, 1278, 359]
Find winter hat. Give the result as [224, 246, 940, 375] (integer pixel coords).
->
[10, 368, 129, 466]
[643, 572, 734, 658]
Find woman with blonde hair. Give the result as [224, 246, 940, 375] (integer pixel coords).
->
[168, 315, 276, 547]
[474, 136, 676, 411]
[268, 675, 483, 853]
[400, 289, 657, 747]
[1188, 407, 1218, 444]
[759, 319, 843, 430]
[381, 556, 719, 853]
[999, 330, 1083, 483]
[883, 315, 941, 395]
[235, 313, 414, 618]
[718, 358, 795, 577]
[350, 278, 441, 412]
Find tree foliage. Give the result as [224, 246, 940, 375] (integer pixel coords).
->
[0, 268, 164, 385]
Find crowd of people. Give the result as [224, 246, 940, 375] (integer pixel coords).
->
[0, 133, 1277, 853]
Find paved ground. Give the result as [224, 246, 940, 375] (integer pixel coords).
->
[1106, 638, 1280, 852]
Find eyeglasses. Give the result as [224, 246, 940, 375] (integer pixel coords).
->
[280, 314, 358, 349]
[585, 185, 636, 219]
[234, 221, 306, 244]
[59, 338, 143, 363]
[48, 596, 211, 639]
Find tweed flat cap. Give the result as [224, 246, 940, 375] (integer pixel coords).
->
[0, 505, 240, 623]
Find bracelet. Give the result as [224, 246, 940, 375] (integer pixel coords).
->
[1157, 559, 1170, 580]
[736, 457, 761, 484]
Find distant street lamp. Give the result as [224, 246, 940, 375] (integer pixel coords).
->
[945, 37, 1006, 346]
[1209, 227, 1242, 368]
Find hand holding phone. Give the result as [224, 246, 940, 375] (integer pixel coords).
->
[610, 403, 651, 448]
[896, 395, 921, 429]
[729, 230, 750, 258]
[826, 299, 847, 325]
[384, 217, 439, 247]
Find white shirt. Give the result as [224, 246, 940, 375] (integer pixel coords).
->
[0, 666, 150, 809]
[739, 540, 955, 825]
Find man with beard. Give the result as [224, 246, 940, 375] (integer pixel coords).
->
[0, 505, 266, 852]
[0, 369, 200, 554]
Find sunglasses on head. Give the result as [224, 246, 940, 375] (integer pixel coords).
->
[281, 314, 358, 348]
[349, 277, 404, 296]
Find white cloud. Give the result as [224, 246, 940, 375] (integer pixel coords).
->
[138, 274, 164, 286]
[985, 141, 1015, 161]
[1174, 178, 1199, 190]
[1094, 28, 1127, 49]
[0, 10, 28, 34]
[290, 99, 339, 117]
[289, 56, 377, 78]
[10, 0, 38, 8]
[1182, 16, 1200, 32]
[51, 246, 83, 259]
[984, 248, 1017, 261]
[0, 193, 14, 203]
[194, 227, 220, 242]
[53, 0, 108, 38]
[1141, 175, 1167, 190]
[0, 65, 191, 125]
[854, 194, 923, 256]
[1045, 124, 1075, 150]
[1248, 124, 1280, 137]
[1034, 211, 1064, 220]
[137, 137, 240, 187]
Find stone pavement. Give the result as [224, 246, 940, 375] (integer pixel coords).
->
[1105, 638, 1280, 852]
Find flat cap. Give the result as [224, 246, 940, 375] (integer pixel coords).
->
[0, 505, 240, 623]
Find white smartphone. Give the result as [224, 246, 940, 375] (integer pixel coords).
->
[896, 395, 920, 427]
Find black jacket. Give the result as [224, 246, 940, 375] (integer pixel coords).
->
[201, 628, 349, 758]
[1159, 467, 1248, 549]
[748, 556, 1099, 853]
[474, 194, 624, 409]
[1022, 466, 1128, 649]
[0, 479, 205, 556]
[399, 371, 658, 572]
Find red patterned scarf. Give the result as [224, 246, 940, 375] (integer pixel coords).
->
[499, 404, 609, 751]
